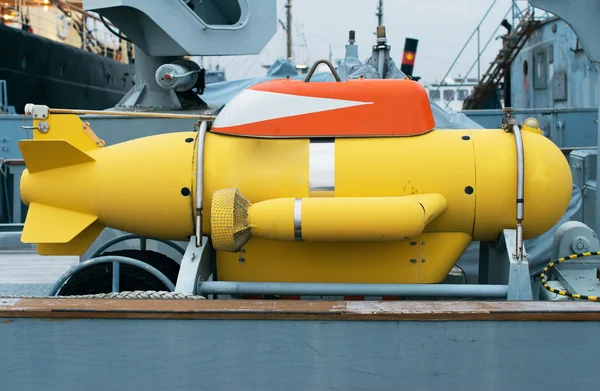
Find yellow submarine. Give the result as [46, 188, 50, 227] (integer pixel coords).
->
[18, 78, 572, 284]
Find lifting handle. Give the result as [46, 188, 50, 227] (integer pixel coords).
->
[304, 59, 341, 82]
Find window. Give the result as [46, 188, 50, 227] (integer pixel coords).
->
[457, 89, 469, 100]
[443, 90, 455, 101]
[533, 50, 547, 89]
[429, 90, 441, 100]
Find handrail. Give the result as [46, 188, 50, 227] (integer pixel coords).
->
[305, 59, 341, 82]
[444, 4, 514, 108]
[440, 2, 550, 109]
[433, 0, 498, 96]
[48, 108, 216, 120]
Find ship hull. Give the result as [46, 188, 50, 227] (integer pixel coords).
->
[0, 24, 133, 113]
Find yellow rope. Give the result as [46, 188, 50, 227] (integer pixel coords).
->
[539, 251, 600, 301]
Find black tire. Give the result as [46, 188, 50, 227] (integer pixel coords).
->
[58, 250, 180, 296]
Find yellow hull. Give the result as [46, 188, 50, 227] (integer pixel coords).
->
[18, 114, 572, 283]
[202, 129, 570, 283]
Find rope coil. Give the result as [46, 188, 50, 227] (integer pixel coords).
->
[1, 291, 206, 300]
[539, 251, 600, 301]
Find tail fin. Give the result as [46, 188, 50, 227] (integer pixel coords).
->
[21, 203, 103, 255]
[18, 139, 95, 174]
[36, 223, 104, 255]
[18, 114, 105, 255]
[33, 114, 105, 150]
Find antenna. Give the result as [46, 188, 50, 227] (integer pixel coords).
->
[376, 0, 383, 26]
[286, 0, 292, 61]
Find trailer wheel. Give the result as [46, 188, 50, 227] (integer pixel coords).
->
[58, 250, 180, 296]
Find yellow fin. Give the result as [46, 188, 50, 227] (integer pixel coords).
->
[18, 139, 95, 174]
[21, 203, 98, 243]
[36, 223, 104, 256]
[34, 114, 104, 150]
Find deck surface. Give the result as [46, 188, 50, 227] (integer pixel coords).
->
[0, 251, 77, 295]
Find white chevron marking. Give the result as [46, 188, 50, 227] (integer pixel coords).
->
[213, 89, 372, 128]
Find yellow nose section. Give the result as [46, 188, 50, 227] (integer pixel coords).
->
[471, 129, 572, 240]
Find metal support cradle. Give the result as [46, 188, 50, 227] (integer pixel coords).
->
[175, 236, 214, 294]
[49, 256, 176, 296]
[197, 281, 508, 298]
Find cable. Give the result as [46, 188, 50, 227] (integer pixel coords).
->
[99, 14, 133, 43]
[166, 69, 202, 79]
[539, 251, 600, 301]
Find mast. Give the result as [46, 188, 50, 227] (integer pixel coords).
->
[286, 0, 292, 61]
[376, 0, 383, 26]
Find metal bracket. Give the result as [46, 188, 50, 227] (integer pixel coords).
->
[82, 122, 106, 147]
[21, 121, 49, 133]
[552, 221, 600, 261]
[505, 230, 533, 300]
[23, 104, 49, 120]
[481, 229, 533, 300]
[550, 221, 600, 298]
[174, 236, 214, 295]
[501, 108, 521, 130]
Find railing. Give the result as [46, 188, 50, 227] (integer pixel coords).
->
[434, 1, 552, 109]
[432, 0, 499, 100]
[443, 4, 515, 108]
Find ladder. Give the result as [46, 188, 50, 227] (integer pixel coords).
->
[462, 10, 539, 110]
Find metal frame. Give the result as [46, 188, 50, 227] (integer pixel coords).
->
[198, 281, 508, 298]
[547, 221, 600, 298]
[7, 164, 25, 224]
[175, 235, 214, 294]
[479, 229, 533, 300]
[0, 80, 14, 114]
[195, 121, 208, 247]
[195, 229, 533, 300]
[48, 255, 176, 296]
[462, 107, 598, 149]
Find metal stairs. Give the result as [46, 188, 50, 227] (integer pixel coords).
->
[462, 10, 539, 110]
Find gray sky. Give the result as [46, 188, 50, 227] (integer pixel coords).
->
[204, 0, 530, 83]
